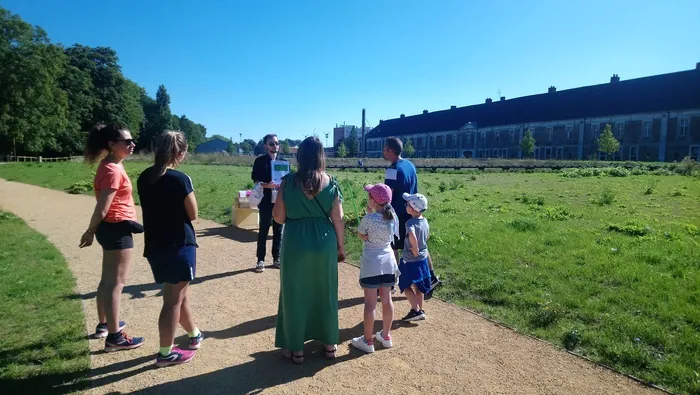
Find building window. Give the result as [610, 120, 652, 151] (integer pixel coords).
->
[565, 126, 573, 141]
[556, 147, 563, 160]
[452, 134, 457, 147]
[690, 145, 700, 161]
[431, 136, 436, 147]
[495, 131, 500, 143]
[485, 149, 491, 158]
[616, 122, 625, 139]
[510, 130, 516, 142]
[481, 131, 486, 141]
[544, 147, 552, 159]
[643, 121, 652, 138]
[629, 146, 639, 161]
[679, 118, 690, 137]
[534, 147, 540, 159]
[502, 148, 508, 158]
[478, 149, 484, 158]
[613, 148, 623, 161]
[466, 132, 472, 144]
[591, 124, 600, 142]
[547, 127, 553, 142]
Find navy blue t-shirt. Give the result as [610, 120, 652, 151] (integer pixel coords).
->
[137, 167, 198, 256]
[385, 158, 418, 215]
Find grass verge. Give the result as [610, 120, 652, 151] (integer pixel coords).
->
[0, 210, 90, 393]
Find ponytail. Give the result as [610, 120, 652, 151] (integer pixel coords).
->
[381, 203, 395, 221]
[84, 123, 127, 164]
[150, 130, 188, 183]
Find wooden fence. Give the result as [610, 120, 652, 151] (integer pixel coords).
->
[0, 155, 82, 163]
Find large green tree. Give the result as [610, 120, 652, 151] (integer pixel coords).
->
[347, 127, 360, 157]
[520, 129, 536, 158]
[0, 8, 70, 155]
[596, 124, 620, 159]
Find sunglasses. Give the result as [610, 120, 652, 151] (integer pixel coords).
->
[268, 142, 279, 146]
[115, 139, 135, 145]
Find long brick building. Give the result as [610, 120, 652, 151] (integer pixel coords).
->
[364, 63, 700, 162]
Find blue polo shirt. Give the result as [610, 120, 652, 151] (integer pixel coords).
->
[384, 158, 417, 215]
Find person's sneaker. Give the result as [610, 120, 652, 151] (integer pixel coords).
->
[374, 331, 393, 348]
[104, 331, 145, 352]
[401, 309, 425, 322]
[255, 261, 265, 273]
[155, 347, 195, 367]
[429, 277, 442, 292]
[351, 335, 375, 353]
[419, 310, 427, 320]
[272, 259, 280, 269]
[94, 320, 126, 339]
[188, 333, 204, 350]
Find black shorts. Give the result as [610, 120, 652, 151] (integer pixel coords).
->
[359, 274, 396, 289]
[95, 220, 143, 251]
[147, 245, 197, 284]
[391, 213, 411, 251]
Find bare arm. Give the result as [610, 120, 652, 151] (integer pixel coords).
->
[408, 230, 419, 257]
[272, 179, 287, 224]
[330, 194, 345, 261]
[184, 191, 198, 221]
[358, 232, 368, 241]
[79, 188, 117, 248]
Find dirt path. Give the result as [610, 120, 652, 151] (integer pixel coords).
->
[0, 179, 663, 395]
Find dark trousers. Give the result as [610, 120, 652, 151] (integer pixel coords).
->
[257, 203, 282, 261]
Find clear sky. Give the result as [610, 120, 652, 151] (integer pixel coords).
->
[3, 0, 699, 143]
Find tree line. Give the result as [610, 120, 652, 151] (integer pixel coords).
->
[0, 7, 207, 157]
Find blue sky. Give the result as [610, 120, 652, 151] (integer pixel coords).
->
[3, 0, 699, 143]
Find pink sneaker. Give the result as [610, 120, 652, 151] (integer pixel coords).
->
[155, 347, 195, 367]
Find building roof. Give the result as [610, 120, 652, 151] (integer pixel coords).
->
[366, 66, 700, 138]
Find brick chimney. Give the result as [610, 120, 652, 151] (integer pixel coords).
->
[423, 110, 429, 114]
[548, 86, 556, 93]
[610, 74, 620, 83]
[485, 98, 492, 104]
[400, 114, 405, 118]
[450, 105, 457, 110]
[500, 96, 506, 101]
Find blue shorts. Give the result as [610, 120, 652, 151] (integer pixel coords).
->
[359, 274, 396, 289]
[398, 258, 431, 294]
[146, 245, 197, 284]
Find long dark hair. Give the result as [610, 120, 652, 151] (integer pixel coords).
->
[84, 123, 128, 164]
[150, 131, 188, 183]
[295, 136, 326, 196]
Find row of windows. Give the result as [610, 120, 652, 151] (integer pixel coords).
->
[365, 118, 693, 151]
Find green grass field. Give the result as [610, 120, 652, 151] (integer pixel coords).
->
[0, 210, 90, 393]
[1, 161, 699, 393]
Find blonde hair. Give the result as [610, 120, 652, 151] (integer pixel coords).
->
[150, 130, 188, 183]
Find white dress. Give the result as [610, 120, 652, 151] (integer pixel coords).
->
[357, 213, 400, 279]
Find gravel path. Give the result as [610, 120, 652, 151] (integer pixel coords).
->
[0, 179, 662, 395]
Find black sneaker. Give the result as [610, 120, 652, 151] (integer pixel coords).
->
[401, 309, 425, 322]
[272, 259, 280, 269]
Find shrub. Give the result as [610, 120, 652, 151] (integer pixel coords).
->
[607, 167, 630, 177]
[66, 181, 93, 195]
[607, 223, 651, 237]
[595, 188, 616, 205]
[507, 217, 539, 232]
[673, 156, 700, 176]
[540, 206, 578, 221]
[562, 329, 582, 351]
[529, 307, 560, 328]
[438, 181, 447, 193]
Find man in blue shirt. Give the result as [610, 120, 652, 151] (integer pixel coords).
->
[382, 137, 417, 256]
[383, 137, 440, 294]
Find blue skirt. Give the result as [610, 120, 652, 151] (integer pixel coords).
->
[398, 258, 431, 294]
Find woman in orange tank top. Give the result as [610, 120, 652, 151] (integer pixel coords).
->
[78, 124, 145, 352]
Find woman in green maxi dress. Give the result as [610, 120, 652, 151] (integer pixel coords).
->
[272, 137, 345, 364]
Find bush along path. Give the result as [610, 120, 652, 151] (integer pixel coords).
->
[0, 178, 665, 395]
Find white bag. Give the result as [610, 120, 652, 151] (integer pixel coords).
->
[248, 182, 264, 208]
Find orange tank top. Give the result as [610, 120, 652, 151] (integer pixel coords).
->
[94, 161, 137, 223]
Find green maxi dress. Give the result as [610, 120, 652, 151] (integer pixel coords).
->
[275, 173, 342, 352]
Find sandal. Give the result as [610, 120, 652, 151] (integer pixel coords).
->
[282, 349, 304, 365]
[324, 345, 337, 360]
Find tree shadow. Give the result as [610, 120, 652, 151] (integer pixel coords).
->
[195, 296, 407, 342]
[66, 268, 254, 301]
[143, 319, 413, 395]
[0, 354, 155, 395]
[196, 226, 260, 243]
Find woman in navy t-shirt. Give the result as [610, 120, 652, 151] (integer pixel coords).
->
[137, 131, 202, 367]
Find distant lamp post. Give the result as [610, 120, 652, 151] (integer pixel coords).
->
[325, 133, 329, 147]
[239, 133, 242, 143]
